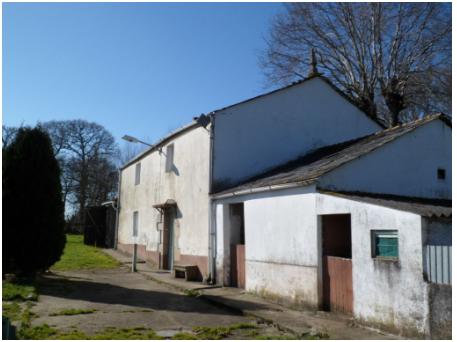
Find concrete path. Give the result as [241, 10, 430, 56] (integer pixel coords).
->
[104, 248, 399, 340]
[32, 267, 259, 336]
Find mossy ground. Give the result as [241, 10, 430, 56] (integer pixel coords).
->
[49, 308, 97, 316]
[2, 281, 38, 301]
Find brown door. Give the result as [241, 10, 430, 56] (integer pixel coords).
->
[230, 244, 245, 288]
[322, 214, 353, 314]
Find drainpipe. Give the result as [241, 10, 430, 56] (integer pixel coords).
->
[113, 168, 122, 250]
[207, 114, 216, 284]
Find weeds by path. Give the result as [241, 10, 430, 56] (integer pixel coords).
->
[2, 281, 38, 301]
[49, 308, 97, 316]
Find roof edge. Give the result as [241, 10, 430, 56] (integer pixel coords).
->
[317, 188, 451, 207]
[120, 120, 202, 170]
[209, 74, 386, 128]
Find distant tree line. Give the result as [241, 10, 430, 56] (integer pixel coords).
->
[3, 120, 120, 232]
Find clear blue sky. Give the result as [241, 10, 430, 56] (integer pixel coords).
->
[3, 2, 283, 146]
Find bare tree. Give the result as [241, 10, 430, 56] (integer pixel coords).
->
[40, 120, 119, 220]
[261, 3, 451, 126]
[2, 125, 19, 148]
[118, 141, 149, 166]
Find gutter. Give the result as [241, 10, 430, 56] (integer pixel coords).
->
[211, 179, 318, 200]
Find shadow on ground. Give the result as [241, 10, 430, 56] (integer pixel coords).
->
[36, 273, 269, 316]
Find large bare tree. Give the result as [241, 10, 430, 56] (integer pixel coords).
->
[40, 120, 119, 222]
[261, 3, 451, 126]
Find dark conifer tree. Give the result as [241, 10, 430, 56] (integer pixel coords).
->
[4, 127, 66, 275]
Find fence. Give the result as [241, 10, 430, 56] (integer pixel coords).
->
[425, 245, 452, 285]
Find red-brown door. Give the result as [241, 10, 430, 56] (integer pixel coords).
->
[322, 214, 353, 314]
[230, 244, 245, 288]
[323, 256, 353, 314]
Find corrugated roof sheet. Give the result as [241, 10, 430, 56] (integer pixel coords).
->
[320, 190, 451, 218]
[213, 113, 451, 195]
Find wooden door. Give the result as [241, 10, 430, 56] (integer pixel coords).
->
[322, 214, 353, 314]
[230, 244, 245, 288]
[323, 256, 353, 314]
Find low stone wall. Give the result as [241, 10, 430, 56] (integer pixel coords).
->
[428, 283, 452, 339]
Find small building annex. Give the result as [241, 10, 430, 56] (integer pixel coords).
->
[211, 114, 451, 338]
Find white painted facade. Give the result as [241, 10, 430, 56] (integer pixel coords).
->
[212, 77, 382, 191]
[214, 188, 448, 336]
[118, 126, 210, 272]
[319, 120, 452, 199]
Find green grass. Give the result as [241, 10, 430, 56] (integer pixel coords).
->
[51, 235, 120, 271]
[2, 302, 22, 321]
[184, 289, 201, 297]
[49, 308, 97, 316]
[17, 325, 163, 340]
[2, 281, 38, 301]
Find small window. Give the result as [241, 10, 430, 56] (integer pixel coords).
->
[371, 230, 398, 259]
[133, 211, 139, 237]
[165, 144, 174, 173]
[437, 168, 446, 180]
[135, 163, 141, 185]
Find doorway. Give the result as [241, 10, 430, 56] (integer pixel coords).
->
[162, 208, 175, 270]
[229, 203, 245, 288]
[321, 214, 353, 314]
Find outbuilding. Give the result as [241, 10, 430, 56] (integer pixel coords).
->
[211, 114, 451, 337]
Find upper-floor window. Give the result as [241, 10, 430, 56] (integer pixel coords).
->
[437, 168, 446, 180]
[135, 163, 141, 185]
[133, 211, 139, 237]
[165, 144, 174, 173]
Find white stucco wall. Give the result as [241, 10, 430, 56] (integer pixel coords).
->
[214, 188, 431, 336]
[118, 126, 210, 264]
[319, 120, 452, 199]
[316, 194, 428, 336]
[214, 186, 320, 307]
[212, 77, 382, 191]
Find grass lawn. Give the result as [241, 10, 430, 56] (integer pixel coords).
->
[51, 234, 119, 271]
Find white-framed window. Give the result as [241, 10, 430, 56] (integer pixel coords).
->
[135, 163, 141, 185]
[133, 211, 139, 237]
[371, 230, 399, 259]
[165, 144, 174, 173]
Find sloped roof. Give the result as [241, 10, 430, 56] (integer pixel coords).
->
[121, 75, 388, 170]
[320, 190, 451, 218]
[213, 113, 451, 196]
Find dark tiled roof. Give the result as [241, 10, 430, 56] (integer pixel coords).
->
[319, 190, 451, 218]
[213, 113, 450, 196]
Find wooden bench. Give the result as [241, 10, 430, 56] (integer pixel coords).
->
[173, 264, 200, 281]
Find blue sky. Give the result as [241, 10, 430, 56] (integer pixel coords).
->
[3, 2, 283, 147]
